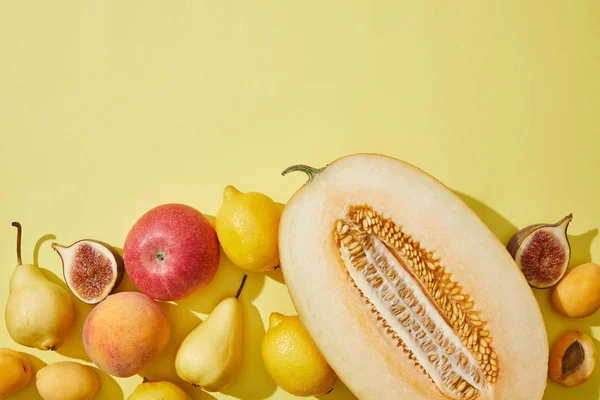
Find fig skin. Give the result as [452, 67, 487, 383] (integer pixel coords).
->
[53, 240, 125, 304]
[506, 214, 572, 289]
[549, 331, 595, 387]
[552, 263, 600, 318]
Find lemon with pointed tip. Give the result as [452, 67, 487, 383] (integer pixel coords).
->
[262, 313, 337, 396]
[216, 186, 282, 272]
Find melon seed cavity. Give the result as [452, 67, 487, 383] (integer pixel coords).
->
[334, 206, 499, 400]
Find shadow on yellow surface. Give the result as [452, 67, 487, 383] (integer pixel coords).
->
[93, 366, 124, 400]
[221, 302, 277, 399]
[138, 302, 217, 400]
[32, 234, 56, 267]
[266, 267, 285, 285]
[317, 379, 358, 400]
[456, 191, 600, 400]
[56, 298, 94, 362]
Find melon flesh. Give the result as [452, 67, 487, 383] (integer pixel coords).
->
[279, 154, 547, 400]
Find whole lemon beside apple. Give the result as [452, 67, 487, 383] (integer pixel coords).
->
[216, 186, 282, 272]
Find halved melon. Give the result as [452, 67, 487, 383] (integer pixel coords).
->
[279, 154, 547, 400]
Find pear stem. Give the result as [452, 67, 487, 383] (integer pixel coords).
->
[11, 222, 22, 265]
[235, 275, 248, 299]
[281, 164, 324, 183]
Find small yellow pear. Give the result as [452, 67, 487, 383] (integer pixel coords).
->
[175, 276, 246, 392]
[127, 379, 191, 400]
[5, 223, 74, 350]
[0, 348, 31, 398]
[36, 361, 100, 400]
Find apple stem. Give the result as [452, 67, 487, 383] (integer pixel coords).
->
[281, 164, 324, 183]
[142, 377, 149, 383]
[236, 275, 248, 299]
[11, 222, 22, 265]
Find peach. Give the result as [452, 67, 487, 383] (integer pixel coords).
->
[552, 263, 600, 318]
[83, 292, 170, 377]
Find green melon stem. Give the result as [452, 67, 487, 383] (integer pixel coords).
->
[11, 222, 22, 266]
[281, 164, 324, 183]
[236, 275, 248, 299]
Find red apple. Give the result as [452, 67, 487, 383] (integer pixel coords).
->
[123, 203, 220, 301]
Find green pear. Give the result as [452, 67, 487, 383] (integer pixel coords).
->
[5, 222, 74, 350]
[175, 275, 247, 392]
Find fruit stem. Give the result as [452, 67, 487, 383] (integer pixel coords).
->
[236, 275, 248, 299]
[142, 377, 149, 383]
[281, 164, 324, 183]
[559, 213, 574, 227]
[11, 222, 22, 265]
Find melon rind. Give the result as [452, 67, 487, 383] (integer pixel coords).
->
[279, 154, 547, 400]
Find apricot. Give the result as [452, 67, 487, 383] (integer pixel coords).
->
[36, 362, 99, 400]
[552, 263, 600, 318]
[83, 292, 170, 377]
[549, 331, 596, 386]
[0, 348, 31, 398]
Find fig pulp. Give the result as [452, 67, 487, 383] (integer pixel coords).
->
[53, 240, 124, 304]
[507, 214, 572, 289]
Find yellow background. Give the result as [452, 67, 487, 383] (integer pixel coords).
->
[1, 1, 598, 399]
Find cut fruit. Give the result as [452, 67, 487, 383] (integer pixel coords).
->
[506, 215, 572, 289]
[548, 331, 596, 386]
[53, 240, 124, 304]
[279, 154, 548, 400]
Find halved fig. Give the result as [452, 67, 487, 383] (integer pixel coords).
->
[549, 331, 596, 386]
[279, 154, 547, 400]
[52, 240, 124, 304]
[507, 214, 572, 289]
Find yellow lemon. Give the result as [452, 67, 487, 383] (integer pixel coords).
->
[216, 186, 281, 272]
[262, 313, 337, 396]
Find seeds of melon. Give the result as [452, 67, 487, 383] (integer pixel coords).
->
[335, 206, 499, 398]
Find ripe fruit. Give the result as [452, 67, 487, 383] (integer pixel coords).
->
[216, 186, 281, 272]
[552, 263, 600, 318]
[549, 331, 596, 386]
[5, 222, 74, 350]
[507, 214, 572, 288]
[279, 154, 548, 399]
[262, 313, 337, 397]
[0, 348, 31, 398]
[36, 361, 100, 400]
[127, 379, 191, 400]
[53, 239, 124, 304]
[124, 203, 220, 301]
[175, 276, 246, 392]
[83, 291, 170, 377]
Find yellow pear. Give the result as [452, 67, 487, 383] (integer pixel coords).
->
[36, 361, 99, 400]
[127, 379, 191, 400]
[0, 348, 32, 398]
[5, 223, 74, 350]
[175, 275, 246, 392]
